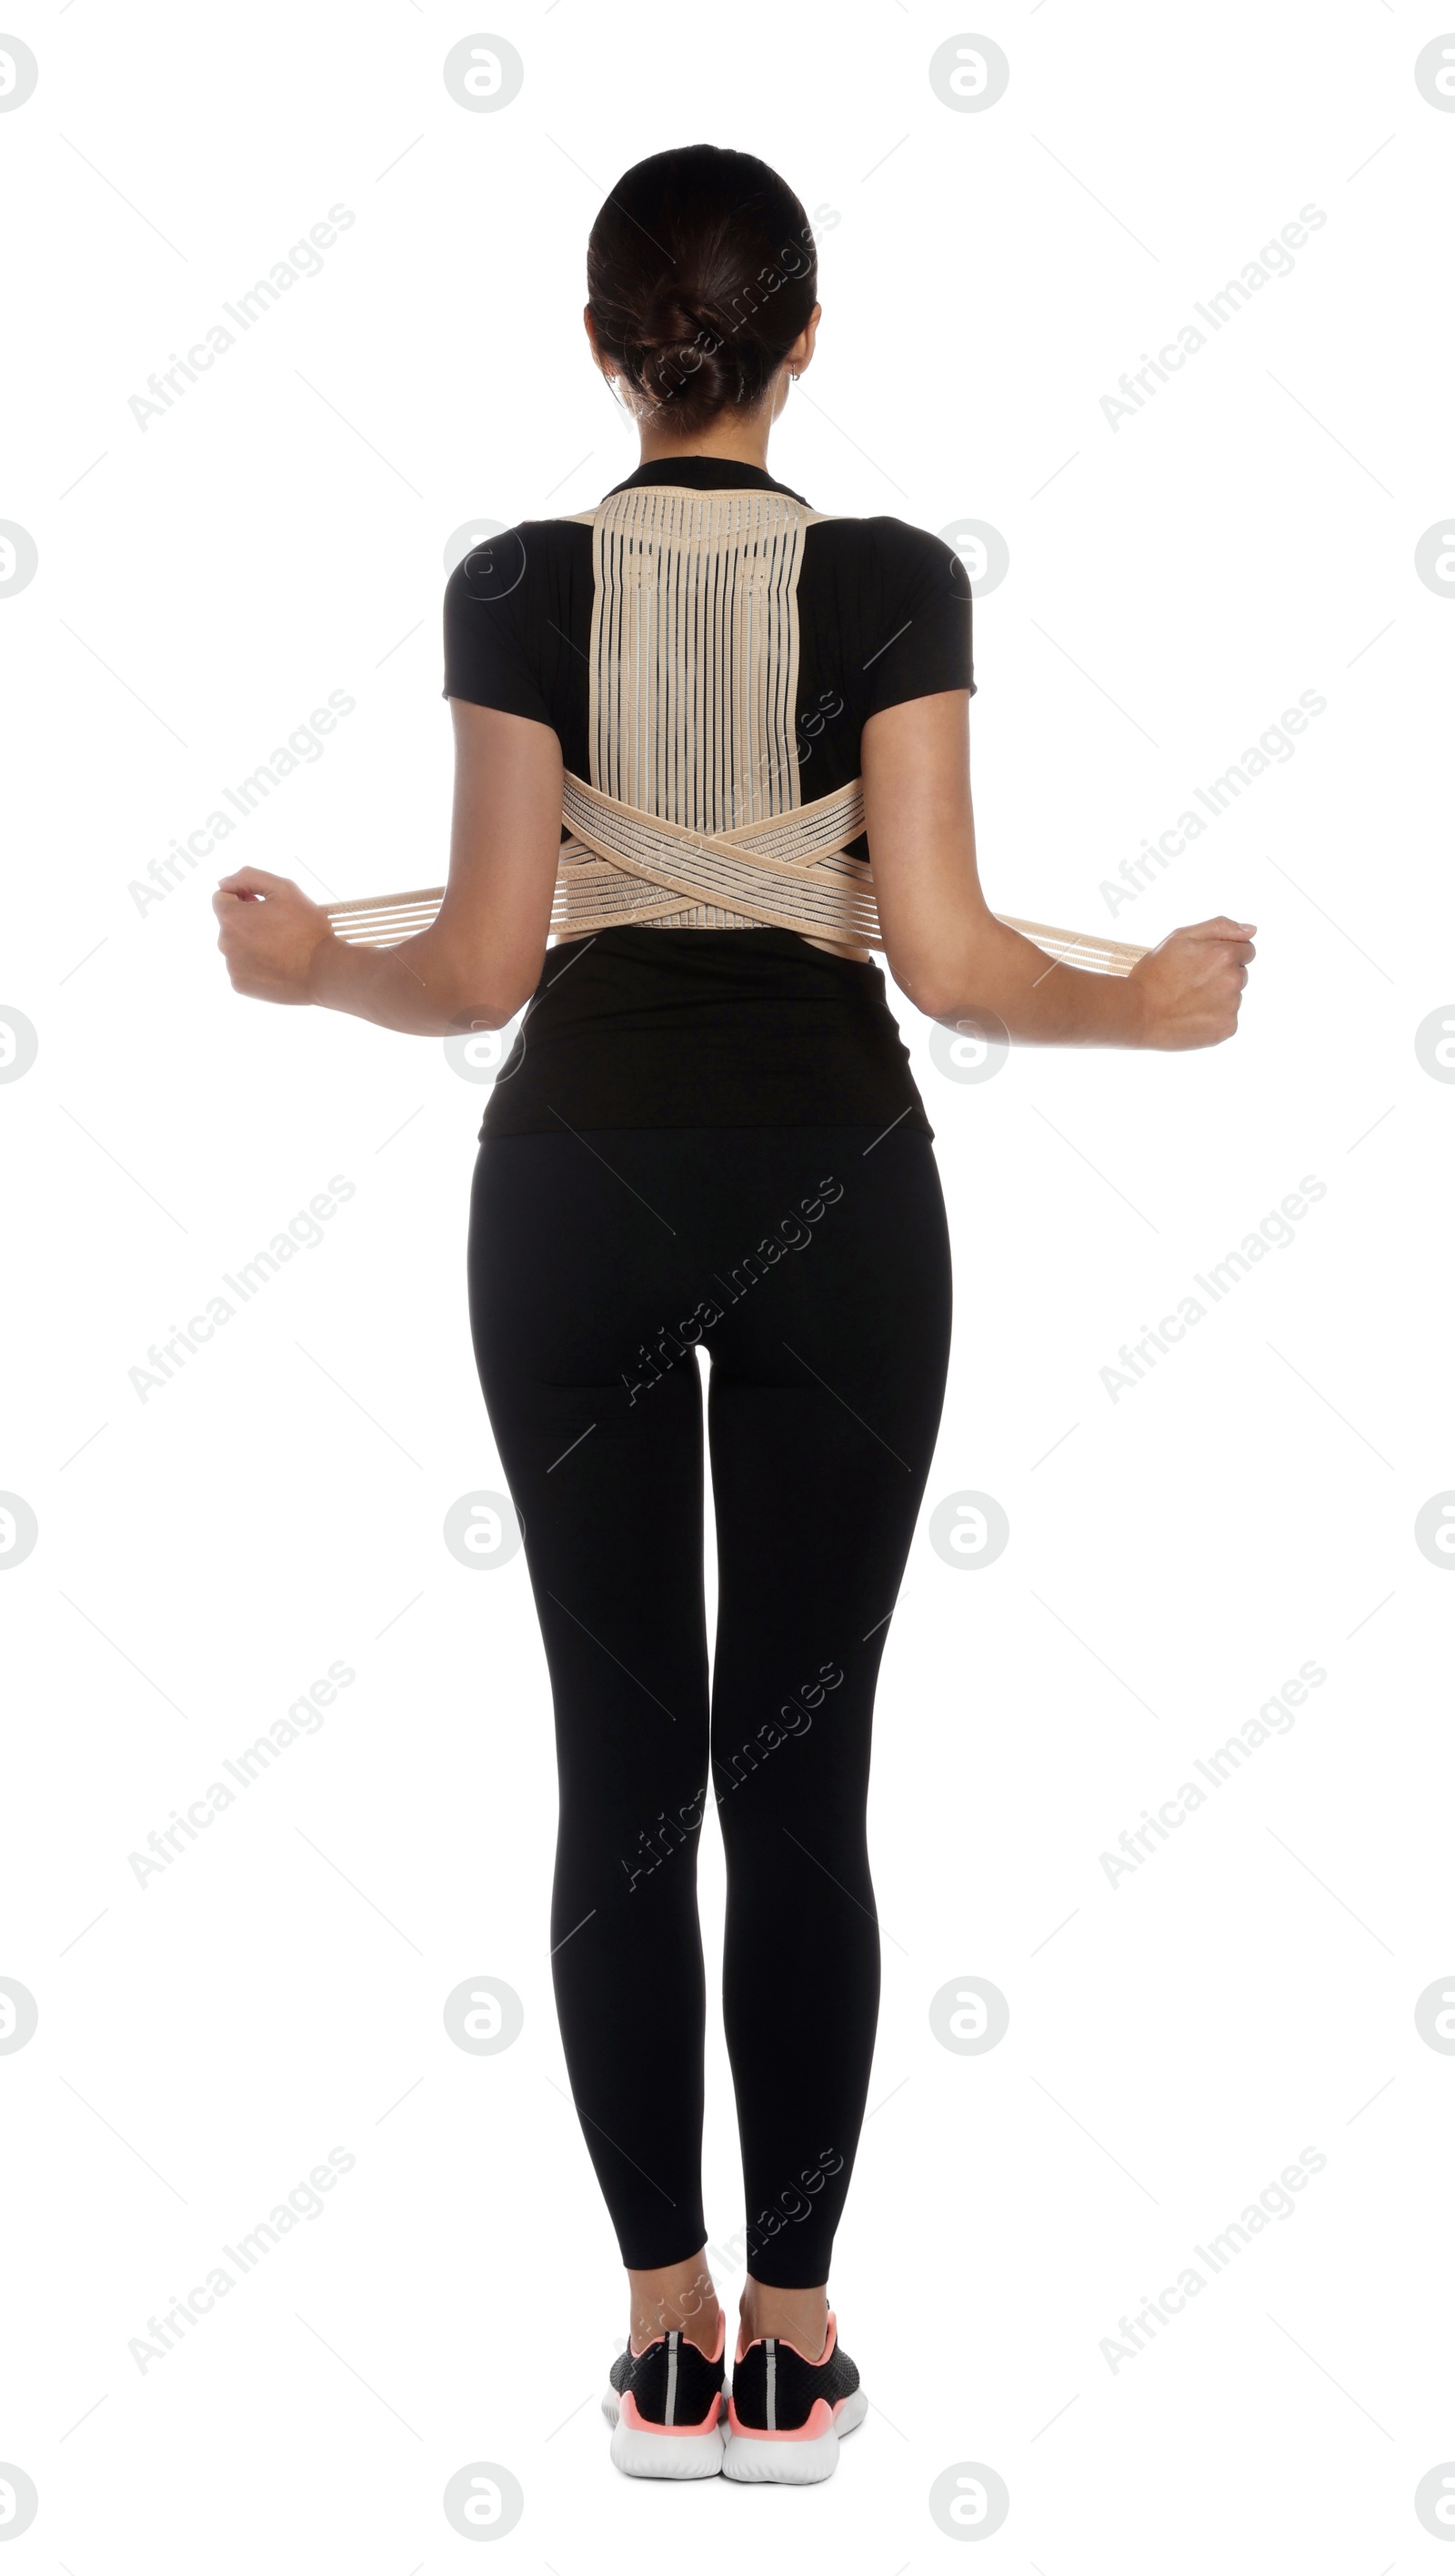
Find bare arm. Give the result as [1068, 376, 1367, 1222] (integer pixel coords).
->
[862, 690, 1255, 1049]
[213, 702, 563, 1033]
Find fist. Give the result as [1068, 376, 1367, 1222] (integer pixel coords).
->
[1129, 917, 1257, 1051]
[213, 868, 335, 1006]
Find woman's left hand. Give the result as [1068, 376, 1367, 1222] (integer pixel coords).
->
[213, 867, 336, 1005]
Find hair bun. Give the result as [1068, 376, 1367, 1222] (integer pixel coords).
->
[587, 146, 817, 432]
[635, 292, 727, 353]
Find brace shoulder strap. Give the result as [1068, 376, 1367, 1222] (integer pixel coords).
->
[557, 498, 840, 528]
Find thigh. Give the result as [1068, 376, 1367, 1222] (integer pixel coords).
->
[705, 1125, 953, 1708]
[467, 1132, 714, 1798]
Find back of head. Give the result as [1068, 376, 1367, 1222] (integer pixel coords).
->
[587, 145, 817, 435]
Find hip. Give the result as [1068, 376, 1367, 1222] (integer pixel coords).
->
[467, 1122, 951, 1376]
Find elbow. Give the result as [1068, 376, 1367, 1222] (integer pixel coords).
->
[908, 981, 960, 1024]
[431, 951, 543, 1033]
[459, 987, 534, 1032]
[886, 922, 1002, 1026]
[885, 950, 960, 1023]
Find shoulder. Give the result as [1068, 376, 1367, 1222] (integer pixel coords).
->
[444, 515, 590, 617]
[808, 512, 970, 595]
[442, 517, 593, 719]
[802, 513, 974, 710]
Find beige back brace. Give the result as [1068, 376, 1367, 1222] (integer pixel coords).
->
[325, 485, 1147, 981]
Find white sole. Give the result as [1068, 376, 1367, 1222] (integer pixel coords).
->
[721, 2386, 868, 2485]
[602, 2385, 727, 2480]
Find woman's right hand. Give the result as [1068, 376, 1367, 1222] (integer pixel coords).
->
[1127, 918, 1257, 1050]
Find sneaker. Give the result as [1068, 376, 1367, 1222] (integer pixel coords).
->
[721, 2312, 868, 2484]
[601, 2313, 728, 2479]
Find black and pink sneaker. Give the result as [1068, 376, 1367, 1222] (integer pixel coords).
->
[722, 2311, 868, 2483]
[601, 2313, 727, 2479]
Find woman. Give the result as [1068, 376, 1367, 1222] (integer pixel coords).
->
[215, 145, 1254, 2486]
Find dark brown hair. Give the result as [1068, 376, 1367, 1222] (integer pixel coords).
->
[587, 145, 818, 434]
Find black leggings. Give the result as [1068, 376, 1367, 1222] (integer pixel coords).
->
[467, 1123, 952, 2286]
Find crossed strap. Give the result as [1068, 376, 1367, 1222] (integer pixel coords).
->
[323, 771, 1149, 979]
[550, 771, 879, 948]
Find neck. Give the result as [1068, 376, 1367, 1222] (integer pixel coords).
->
[635, 408, 776, 473]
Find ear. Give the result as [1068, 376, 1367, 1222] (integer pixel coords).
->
[784, 303, 822, 377]
[583, 306, 609, 376]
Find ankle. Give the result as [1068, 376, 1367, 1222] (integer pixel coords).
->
[738, 2277, 829, 2360]
[655, 2300, 721, 2360]
[627, 2252, 721, 2358]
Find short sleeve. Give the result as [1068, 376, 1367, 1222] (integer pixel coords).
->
[442, 526, 553, 725]
[860, 522, 975, 719]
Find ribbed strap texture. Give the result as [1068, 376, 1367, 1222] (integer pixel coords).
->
[588, 485, 811, 833]
[550, 771, 878, 948]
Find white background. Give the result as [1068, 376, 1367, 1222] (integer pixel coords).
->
[4, 0, 1454, 2565]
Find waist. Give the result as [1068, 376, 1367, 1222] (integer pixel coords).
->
[479, 931, 931, 1140]
[535, 923, 888, 1003]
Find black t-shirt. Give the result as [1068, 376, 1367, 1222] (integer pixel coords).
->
[442, 457, 974, 1137]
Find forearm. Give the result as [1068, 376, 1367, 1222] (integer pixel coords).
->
[898, 915, 1149, 1047]
[306, 930, 517, 1037]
